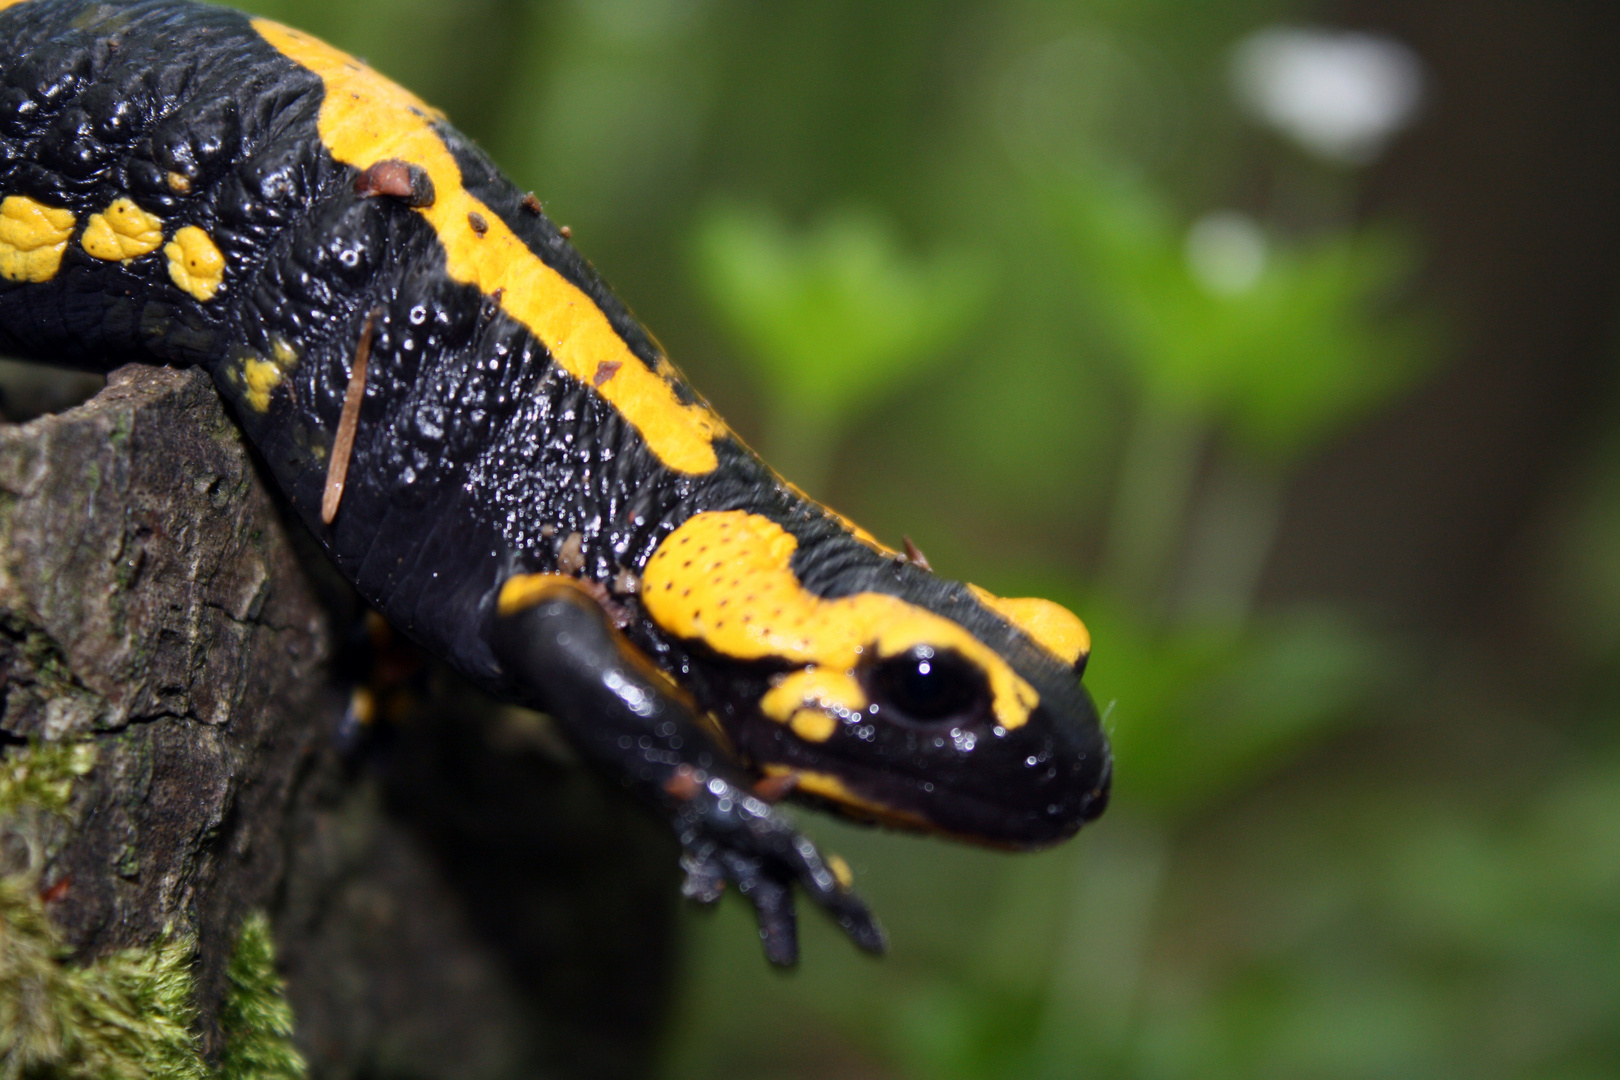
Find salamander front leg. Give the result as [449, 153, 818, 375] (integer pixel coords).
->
[489, 578, 886, 965]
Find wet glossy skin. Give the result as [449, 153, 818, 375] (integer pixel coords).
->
[0, 0, 1110, 962]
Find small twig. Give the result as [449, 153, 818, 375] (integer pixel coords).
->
[322, 308, 380, 525]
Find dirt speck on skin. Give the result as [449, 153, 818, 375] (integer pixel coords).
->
[557, 532, 585, 575]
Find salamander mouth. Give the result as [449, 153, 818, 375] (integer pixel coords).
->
[764, 739, 1113, 847]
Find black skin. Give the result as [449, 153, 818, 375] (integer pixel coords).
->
[491, 586, 885, 964]
[0, 0, 1110, 964]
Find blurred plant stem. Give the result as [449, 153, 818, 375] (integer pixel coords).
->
[1098, 397, 1208, 614]
[1059, 161, 1433, 628]
[1174, 454, 1285, 623]
[1099, 392, 1288, 628]
[1104, 397, 1287, 623]
[1033, 819, 1170, 1072]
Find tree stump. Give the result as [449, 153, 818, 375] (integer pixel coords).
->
[0, 366, 679, 1080]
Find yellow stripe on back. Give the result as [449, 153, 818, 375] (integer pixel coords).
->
[641, 511, 1040, 730]
[253, 19, 724, 475]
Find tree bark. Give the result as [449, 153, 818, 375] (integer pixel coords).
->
[0, 365, 678, 1080]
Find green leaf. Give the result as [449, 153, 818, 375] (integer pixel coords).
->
[694, 202, 989, 417]
[1049, 167, 1440, 463]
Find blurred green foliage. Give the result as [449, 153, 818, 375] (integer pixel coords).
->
[229, 0, 1620, 1076]
[1048, 167, 1435, 461]
[693, 204, 988, 493]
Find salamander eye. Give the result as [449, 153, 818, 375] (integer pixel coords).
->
[865, 646, 988, 723]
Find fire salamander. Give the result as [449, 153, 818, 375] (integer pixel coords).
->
[0, 0, 1110, 963]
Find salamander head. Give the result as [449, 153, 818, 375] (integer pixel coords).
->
[640, 510, 1111, 846]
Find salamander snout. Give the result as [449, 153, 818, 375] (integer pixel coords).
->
[939, 680, 1113, 846]
[737, 639, 1113, 847]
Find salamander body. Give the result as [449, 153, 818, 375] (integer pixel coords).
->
[0, 0, 1110, 962]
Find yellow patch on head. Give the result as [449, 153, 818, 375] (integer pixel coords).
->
[761, 668, 866, 726]
[254, 19, 726, 475]
[0, 195, 75, 282]
[82, 197, 164, 261]
[968, 585, 1090, 666]
[789, 709, 839, 742]
[642, 511, 1040, 730]
[762, 668, 863, 743]
[760, 765, 932, 830]
[165, 225, 224, 300]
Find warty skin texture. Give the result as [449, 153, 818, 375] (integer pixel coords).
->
[0, 0, 1110, 961]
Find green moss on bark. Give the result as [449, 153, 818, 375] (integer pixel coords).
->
[0, 739, 95, 819]
[0, 741, 306, 1080]
[0, 883, 208, 1080]
[218, 913, 305, 1080]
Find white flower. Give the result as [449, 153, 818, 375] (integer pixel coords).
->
[1232, 27, 1424, 165]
